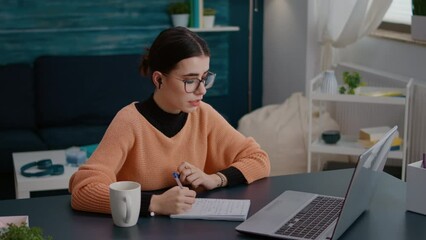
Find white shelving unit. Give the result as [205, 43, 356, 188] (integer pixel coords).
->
[307, 62, 414, 180]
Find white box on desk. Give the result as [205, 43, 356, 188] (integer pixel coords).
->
[406, 160, 426, 215]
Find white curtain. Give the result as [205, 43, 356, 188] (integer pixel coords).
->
[317, 0, 393, 70]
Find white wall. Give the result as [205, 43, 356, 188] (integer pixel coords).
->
[305, 1, 322, 96]
[337, 36, 426, 84]
[263, 0, 309, 105]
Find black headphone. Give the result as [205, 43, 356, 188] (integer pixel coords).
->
[20, 159, 64, 177]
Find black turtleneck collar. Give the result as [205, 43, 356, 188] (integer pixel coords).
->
[135, 95, 188, 138]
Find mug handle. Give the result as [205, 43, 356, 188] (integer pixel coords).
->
[124, 196, 132, 223]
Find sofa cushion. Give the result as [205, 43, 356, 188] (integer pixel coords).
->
[39, 125, 108, 149]
[0, 63, 36, 130]
[0, 130, 48, 173]
[34, 54, 154, 128]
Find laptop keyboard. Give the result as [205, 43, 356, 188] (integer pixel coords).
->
[275, 196, 344, 240]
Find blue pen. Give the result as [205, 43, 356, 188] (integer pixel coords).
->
[173, 172, 184, 189]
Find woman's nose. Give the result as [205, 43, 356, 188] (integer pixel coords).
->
[194, 81, 207, 95]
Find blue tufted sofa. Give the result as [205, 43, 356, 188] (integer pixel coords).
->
[0, 54, 158, 199]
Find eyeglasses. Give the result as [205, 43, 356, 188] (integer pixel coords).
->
[163, 71, 216, 93]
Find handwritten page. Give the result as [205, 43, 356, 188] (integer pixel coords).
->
[170, 198, 250, 221]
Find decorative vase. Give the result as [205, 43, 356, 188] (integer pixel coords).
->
[321, 70, 338, 94]
[203, 15, 215, 28]
[412, 15, 426, 41]
[171, 14, 189, 27]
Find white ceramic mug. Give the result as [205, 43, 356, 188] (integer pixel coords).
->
[109, 181, 141, 227]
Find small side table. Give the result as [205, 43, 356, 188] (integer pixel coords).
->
[12, 150, 79, 199]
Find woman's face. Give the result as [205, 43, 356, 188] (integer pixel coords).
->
[154, 55, 210, 114]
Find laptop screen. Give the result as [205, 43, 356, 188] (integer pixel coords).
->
[332, 126, 398, 239]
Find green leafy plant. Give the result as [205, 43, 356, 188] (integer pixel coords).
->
[0, 223, 52, 240]
[167, 2, 190, 15]
[203, 8, 216, 16]
[413, 0, 426, 16]
[339, 71, 366, 95]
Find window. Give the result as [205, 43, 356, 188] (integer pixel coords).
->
[382, 0, 411, 25]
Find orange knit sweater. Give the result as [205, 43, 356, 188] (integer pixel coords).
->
[69, 102, 270, 214]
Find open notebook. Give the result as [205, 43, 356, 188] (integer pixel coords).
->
[170, 198, 250, 221]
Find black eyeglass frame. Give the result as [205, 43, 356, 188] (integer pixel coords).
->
[161, 71, 216, 93]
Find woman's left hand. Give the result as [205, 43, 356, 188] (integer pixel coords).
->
[177, 162, 221, 190]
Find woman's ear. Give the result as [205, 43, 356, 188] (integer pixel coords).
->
[158, 78, 163, 89]
[152, 71, 163, 89]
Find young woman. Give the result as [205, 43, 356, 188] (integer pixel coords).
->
[69, 26, 270, 217]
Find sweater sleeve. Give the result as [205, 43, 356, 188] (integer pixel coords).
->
[69, 106, 136, 214]
[203, 104, 271, 183]
[140, 193, 154, 217]
[220, 166, 246, 186]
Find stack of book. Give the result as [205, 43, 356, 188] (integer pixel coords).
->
[189, 0, 204, 28]
[358, 126, 402, 150]
[355, 86, 405, 97]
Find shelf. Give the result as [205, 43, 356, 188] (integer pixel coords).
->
[310, 135, 403, 159]
[307, 64, 413, 180]
[311, 92, 406, 105]
[0, 25, 240, 35]
[189, 26, 240, 32]
[0, 25, 172, 34]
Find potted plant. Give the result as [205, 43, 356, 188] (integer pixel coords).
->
[339, 71, 365, 95]
[203, 8, 216, 28]
[0, 223, 52, 240]
[412, 0, 426, 41]
[168, 2, 190, 27]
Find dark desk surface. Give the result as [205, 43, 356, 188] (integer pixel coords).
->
[0, 169, 425, 240]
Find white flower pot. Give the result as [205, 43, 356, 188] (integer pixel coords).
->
[411, 15, 426, 41]
[203, 15, 215, 28]
[321, 70, 338, 94]
[171, 14, 189, 27]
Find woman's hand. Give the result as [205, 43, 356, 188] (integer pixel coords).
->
[177, 162, 222, 190]
[149, 186, 196, 215]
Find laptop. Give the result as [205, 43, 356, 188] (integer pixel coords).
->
[236, 126, 398, 240]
